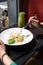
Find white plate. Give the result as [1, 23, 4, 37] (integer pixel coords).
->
[0, 28, 33, 46]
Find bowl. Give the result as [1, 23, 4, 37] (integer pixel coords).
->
[0, 28, 35, 51]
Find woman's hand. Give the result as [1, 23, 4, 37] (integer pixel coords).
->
[0, 40, 6, 60]
[28, 16, 39, 28]
[0, 40, 14, 65]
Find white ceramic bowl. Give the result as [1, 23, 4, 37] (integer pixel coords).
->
[0, 28, 33, 46]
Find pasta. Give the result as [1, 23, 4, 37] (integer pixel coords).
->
[8, 32, 25, 44]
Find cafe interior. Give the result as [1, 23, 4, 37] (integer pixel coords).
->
[0, 0, 43, 65]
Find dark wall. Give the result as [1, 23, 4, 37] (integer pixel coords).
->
[19, 0, 28, 21]
[8, 0, 18, 26]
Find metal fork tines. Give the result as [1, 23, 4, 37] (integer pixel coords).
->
[19, 23, 29, 35]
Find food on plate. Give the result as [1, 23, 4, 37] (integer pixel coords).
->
[8, 39, 15, 44]
[8, 32, 25, 44]
[9, 32, 19, 39]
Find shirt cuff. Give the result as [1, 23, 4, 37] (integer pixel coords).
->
[10, 62, 17, 65]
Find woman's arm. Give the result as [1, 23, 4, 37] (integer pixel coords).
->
[1, 50, 13, 65]
[0, 40, 17, 65]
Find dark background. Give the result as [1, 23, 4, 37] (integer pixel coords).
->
[0, 0, 7, 2]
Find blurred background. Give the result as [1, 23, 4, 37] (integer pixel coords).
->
[0, 0, 28, 30]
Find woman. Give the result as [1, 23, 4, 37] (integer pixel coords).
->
[0, 40, 17, 65]
[2, 10, 9, 28]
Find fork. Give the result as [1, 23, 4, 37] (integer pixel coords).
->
[19, 23, 29, 35]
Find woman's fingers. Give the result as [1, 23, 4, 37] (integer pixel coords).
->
[0, 40, 2, 45]
[31, 19, 39, 22]
[0, 40, 4, 45]
[28, 16, 35, 23]
[0, 40, 6, 50]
